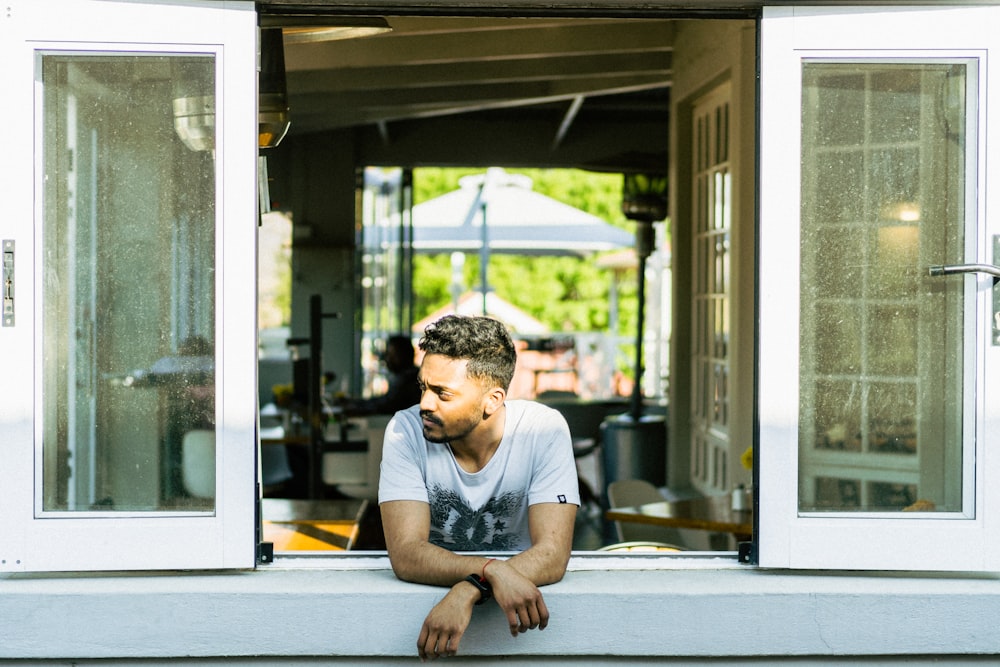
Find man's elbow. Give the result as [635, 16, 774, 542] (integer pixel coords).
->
[536, 546, 572, 585]
[385, 548, 422, 583]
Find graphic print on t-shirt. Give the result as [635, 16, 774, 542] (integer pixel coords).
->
[428, 484, 525, 550]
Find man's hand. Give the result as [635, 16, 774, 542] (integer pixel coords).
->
[484, 559, 549, 636]
[417, 581, 479, 660]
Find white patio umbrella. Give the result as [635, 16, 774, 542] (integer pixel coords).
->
[411, 168, 634, 315]
[411, 168, 634, 257]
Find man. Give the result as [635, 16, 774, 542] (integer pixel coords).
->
[344, 335, 421, 416]
[378, 315, 579, 660]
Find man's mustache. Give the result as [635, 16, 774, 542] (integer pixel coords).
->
[420, 410, 442, 426]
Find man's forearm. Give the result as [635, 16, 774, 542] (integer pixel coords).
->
[499, 542, 569, 586]
[388, 540, 491, 587]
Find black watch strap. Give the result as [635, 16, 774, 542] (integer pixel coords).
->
[463, 574, 493, 605]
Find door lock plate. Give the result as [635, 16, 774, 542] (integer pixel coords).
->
[994, 235, 1000, 345]
[2, 239, 13, 327]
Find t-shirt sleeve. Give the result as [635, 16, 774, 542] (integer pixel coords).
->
[527, 407, 581, 507]
[377, 409, 431, 505]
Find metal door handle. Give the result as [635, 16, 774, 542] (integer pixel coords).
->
[928, 263, 1000, 279]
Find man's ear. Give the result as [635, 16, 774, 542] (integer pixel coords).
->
[482, 386, 506, 416]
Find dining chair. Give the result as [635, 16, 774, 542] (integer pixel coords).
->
[598, 541, 683, 552]
[607, 478, 686, 547]
[181, 429, 215, 499]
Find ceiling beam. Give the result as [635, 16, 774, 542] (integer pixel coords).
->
[289, 76, 668, 130]
[283, 19, 676, 70]
[553, 96, 585, 149]
[288, 51, 672, 93]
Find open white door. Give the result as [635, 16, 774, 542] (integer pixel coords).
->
[0, 0, 258, 571]
[759, 5, 1000, 571]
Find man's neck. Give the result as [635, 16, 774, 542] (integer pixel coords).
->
[449, 404, 506, 473]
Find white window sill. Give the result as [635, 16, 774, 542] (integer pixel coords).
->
[1, 553, 999, 659]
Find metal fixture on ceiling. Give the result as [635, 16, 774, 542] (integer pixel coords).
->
[259, 26, 290, 149]
[258, 13, 392, 43]
[257, 14, 392, 148]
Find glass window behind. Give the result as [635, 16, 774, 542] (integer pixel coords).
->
[799, 62, 969, 513]
[41, 54, 216, 512]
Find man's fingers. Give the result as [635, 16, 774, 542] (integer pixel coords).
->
[417, 626, 431, 660]
[537, 597, 550, 630]
[419, 629, 445, 661]
[507, 606, 538, 635]
[505, 598, 551, 636]
[419, 631, 462, 660]
[506, 609, 520, 636]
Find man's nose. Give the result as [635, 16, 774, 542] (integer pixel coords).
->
[419, 388, 436, 411]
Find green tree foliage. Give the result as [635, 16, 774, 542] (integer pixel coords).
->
[412, 167, 638, 336]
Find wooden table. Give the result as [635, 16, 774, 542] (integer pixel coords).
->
[260, 423, 368, 499]
[605, 494, 752, 541]
[262, 498, 369, 551]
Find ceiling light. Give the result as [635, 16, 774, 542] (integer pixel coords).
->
[259, 27, 290, 149]
[259, 15, 392, 44]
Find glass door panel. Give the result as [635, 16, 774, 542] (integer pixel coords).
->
[41, 54, 217, 513]
[798, 62, 969, 514]
[0, 0, 257, 572]
[759, 5, 1000, 571]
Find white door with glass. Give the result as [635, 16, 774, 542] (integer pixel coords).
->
[759, 5, 1000, 571]
[0, 0, 258, 572]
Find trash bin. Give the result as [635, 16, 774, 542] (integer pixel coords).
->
[600, 413, 667, 493]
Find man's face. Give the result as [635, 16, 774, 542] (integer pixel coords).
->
[417, 354, 490, 444]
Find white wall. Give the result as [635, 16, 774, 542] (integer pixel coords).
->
[2, 555, 999, 662]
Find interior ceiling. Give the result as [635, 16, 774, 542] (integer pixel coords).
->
[267, 13, 675, 172]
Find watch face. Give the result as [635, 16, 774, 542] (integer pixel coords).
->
[465, 574, 492, 604]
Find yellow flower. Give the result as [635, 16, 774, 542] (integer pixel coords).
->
[272, 383, 294, 408]
[740, 446, 753, 470]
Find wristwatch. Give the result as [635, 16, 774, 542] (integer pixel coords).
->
[463, 574, 493, 605]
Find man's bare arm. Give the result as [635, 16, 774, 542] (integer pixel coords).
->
[380, 499, 493, 585]
[479, 502, 577, 635]
[382, 499, 495, 660]
[381, 499, 576, 586]
[382, 499, 578, 652]
[503, 502, 577, 583]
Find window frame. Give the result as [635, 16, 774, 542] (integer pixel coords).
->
[0, 0, 258, 573]
[757, 5, 1000, 571]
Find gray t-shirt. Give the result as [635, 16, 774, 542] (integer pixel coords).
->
[378, 400, 580, 551]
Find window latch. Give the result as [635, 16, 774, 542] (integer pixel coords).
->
[929, 237, 1000, 346]
[927, 263, 1000, 280]
[2, 239, 13, 327]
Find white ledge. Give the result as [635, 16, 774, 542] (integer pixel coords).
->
[1, 554, 999, 660]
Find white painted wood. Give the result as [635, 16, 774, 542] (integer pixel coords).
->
[0, 0, 257, 572]
[759, 5, 1000, 570]
[2, 560, 1000, 660]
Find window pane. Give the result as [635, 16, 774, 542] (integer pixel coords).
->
[799, 62, 968, 513]
[690, 86, 733, 495]
[41, 54, 216, 512]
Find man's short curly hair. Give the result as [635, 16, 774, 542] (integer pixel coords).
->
[418, 315, 516, 391]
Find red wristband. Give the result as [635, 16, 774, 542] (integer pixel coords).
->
[482, 558, 497, 578]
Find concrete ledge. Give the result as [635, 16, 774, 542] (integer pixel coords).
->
[1, 554, 999, 660]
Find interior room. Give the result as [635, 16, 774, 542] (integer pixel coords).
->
[253, 11, 758, 554]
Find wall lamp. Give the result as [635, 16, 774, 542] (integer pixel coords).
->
[622, 172, 668, 258]
[621, 171, 667, 420]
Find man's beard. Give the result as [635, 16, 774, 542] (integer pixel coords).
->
[421, 409, 481, 444]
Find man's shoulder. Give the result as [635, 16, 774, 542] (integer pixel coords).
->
[507, 398, 559, 414]
[389, 403, 422, 423]
[506, 399, 566, 426]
